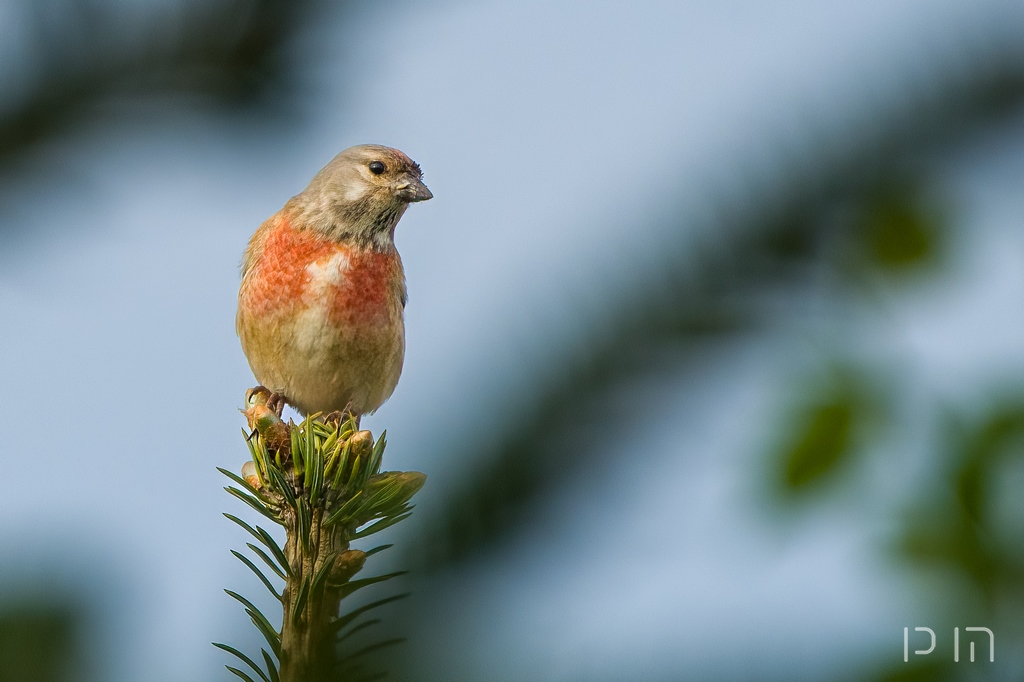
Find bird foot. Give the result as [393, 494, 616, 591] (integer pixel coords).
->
[328, 402, 361, 428]
[243, 386, 287, 420]
[324, 404, 360, 429]
[266, 392, 286, 418]
[343, 401, 361, 429]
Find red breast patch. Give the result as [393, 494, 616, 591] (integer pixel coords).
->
[242, 216, 403, 327]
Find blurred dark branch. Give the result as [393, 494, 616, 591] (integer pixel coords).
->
[415, 48, 1024, 569]
[0, 0, 328, 177]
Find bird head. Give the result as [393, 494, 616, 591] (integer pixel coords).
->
[289, 144, 432, 249]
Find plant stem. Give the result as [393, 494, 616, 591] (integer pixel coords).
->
[279, 507, 345, 682]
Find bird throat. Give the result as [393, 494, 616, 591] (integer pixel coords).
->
[318, 195, 408, 251]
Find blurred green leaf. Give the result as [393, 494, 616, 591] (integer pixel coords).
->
[899, 402, 1024, 598]
[0, 601, 80, 682]
[780, 397, 856, 490]
[858, 192, 941, 270]
[955, 407, 1024, 522]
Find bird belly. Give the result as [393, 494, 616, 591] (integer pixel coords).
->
[238, 240, 406, 415]
[269, 305, 404, 415]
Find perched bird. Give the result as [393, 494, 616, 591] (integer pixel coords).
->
[236, 144, 432, 417]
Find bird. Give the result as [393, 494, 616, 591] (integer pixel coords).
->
[236, 144, 432, 419]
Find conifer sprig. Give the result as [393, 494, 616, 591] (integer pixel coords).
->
[215, 388, 425, 682]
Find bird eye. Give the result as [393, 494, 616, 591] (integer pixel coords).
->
[368, 161, 386, 175]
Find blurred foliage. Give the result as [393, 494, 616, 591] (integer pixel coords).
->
[776, 374, 867, 491]
[900, 403, 1024, 603]
[0, 0, 331, 203]
[837, 182, 946, 276]
[0, 600, 81, 682]
[875, 659, 955, 682]
[384, 40, 1024, 682]
[782, 398, 855, 489]
[774, 369, 889, 494]
[861, 402, 1024, 681]
[410, 50, 1024, 572]
[858, 193, 939, 270]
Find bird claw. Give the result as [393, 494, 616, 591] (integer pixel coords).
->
[244, 386, 287, 419]
[342, 401, 361, 428]
[266, 392, 286, 418]
[324, 403, 359, 429]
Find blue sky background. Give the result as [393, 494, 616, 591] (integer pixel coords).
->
[1, 1, 1024, 680]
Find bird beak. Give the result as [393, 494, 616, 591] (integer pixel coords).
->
[393, 175, 433, 202]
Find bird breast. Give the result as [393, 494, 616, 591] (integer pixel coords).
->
[237, 216, 407, 414]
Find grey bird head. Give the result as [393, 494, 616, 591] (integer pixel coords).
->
[289, 144, 432, 249]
